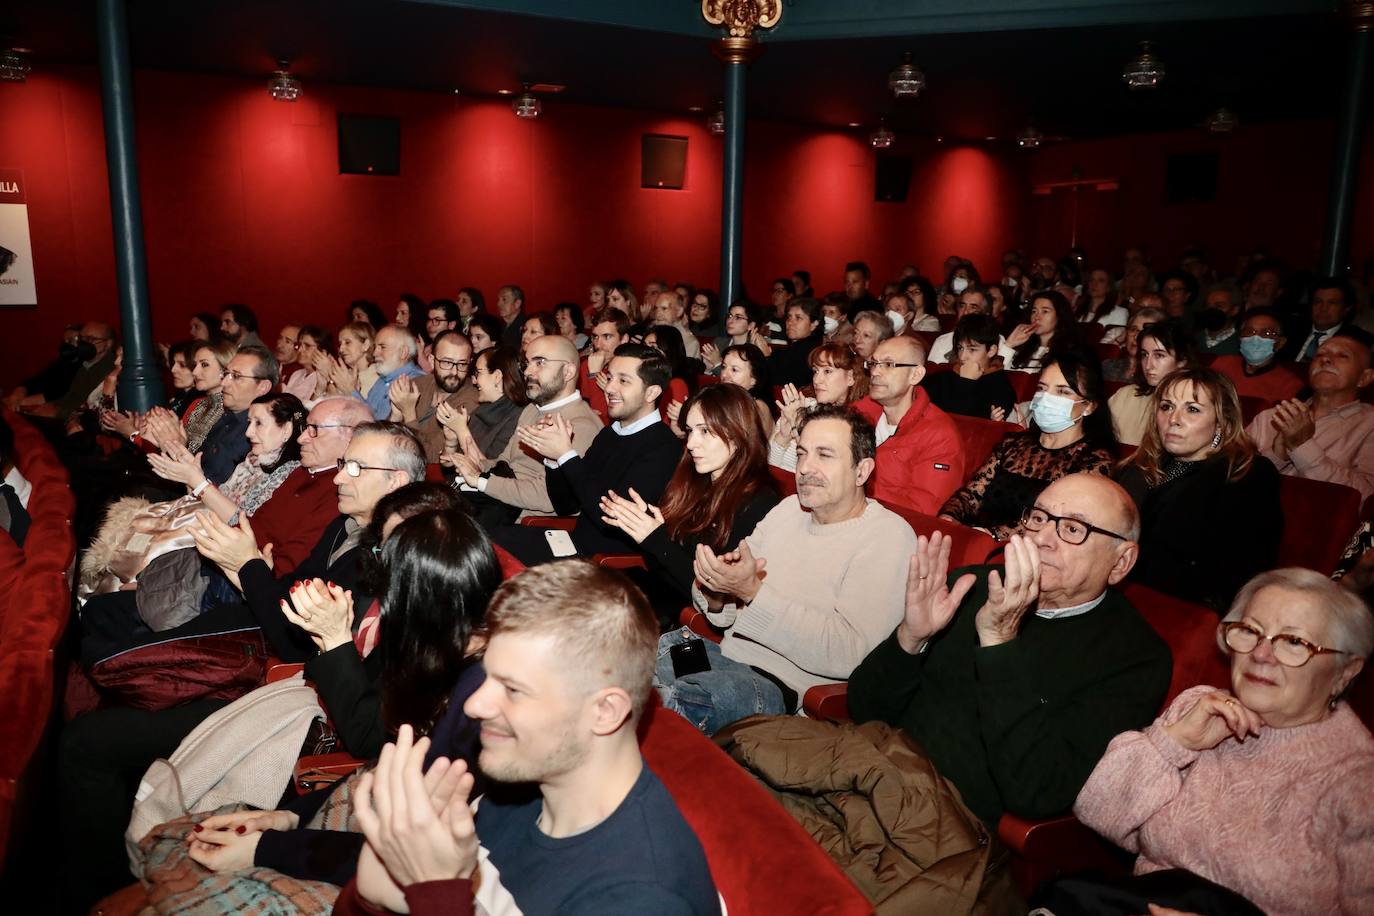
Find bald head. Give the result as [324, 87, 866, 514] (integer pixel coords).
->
[653, 290, 685, 325]
[868, 336, 927, 409]
[298, 396, 373, 469]
[1028, 472, 1139, 608]
[1041, 473, 1139, 541]
[524, 333, 581, 403]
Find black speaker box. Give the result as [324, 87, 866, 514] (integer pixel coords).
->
[338, 114, 400, 176]
[642, 134, 688, 189]
[875, 154, 912, 203]
[1165, 152, 1218, 203]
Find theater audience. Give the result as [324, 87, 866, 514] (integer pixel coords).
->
[1063, 568, 1372, 916]
[492, 343, 681, 565]
[581, 307, 630, 422]
[438, 345, 525, 469]
[1109, 319, 1200, 446]
[332, 560, 720, 916]
[701, 301, 759, 375]
[643, 324, 696, 423]
[1077, 268, 1129, 337]
[1006, 289, 1077, 372]
[554, 301, 590, 353]
[921, 315, 1017, 420]
[519, 312, 557, 355]
[605, 278, 638, 323]
[348, 300, 387, 331]
[273, 323, 302, 384]
[424, 299, 459, 341]
[20, 321, 117, 420]
[844, 260, 882, 318]
[756, 297, 824, 388]
[897, 276, 941, 333]
[603, 384, 778, 603]
[456, 288, 484, 330]
[495, 284, 527, 350]
[361, 325, 426, 420]
[688, 288, 718, 334]
[850, 473, 1171, 827]
[1117, 367, 1282, 610]
[388, 329, 478, 462]
[927, 289, 1016, 365]
[2, 324, 82, 411]
[1212, 309, 1305, 402]
[1196, 282, 1244, 356]
[718, 342, 775, 437]
[445, 335, 602, 527]
[769, 342, 866, 470]
[652, 290, 702, 360]
[219, 304, 264, 349]
[1158, 269, 1198, 319]
[658, 406, 913, 733]
[1289, 276, 1373, 362]
[1102, 306, 1166, 383]
[850, 308, 895, 362]
[319, 321, 380, 400]
[188, 312, 217, 342]
[854, 336, 966, 514]
[941, 351, 1114, 539]
[1247, 333, 1374, 502]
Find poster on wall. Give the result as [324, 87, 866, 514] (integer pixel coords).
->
[0, 169, 37, 307]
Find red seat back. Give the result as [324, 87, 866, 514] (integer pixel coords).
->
[769, 464, 798, 497]
[1239, 395, 1271, 426]
[948, 415, 1020, 479]
[1005, 371, 1040, 404]
[1276, 475, 1361, 574]
[1121, 582, 1229, 706]
[876, 501, 999, 568]
[1079, 323, 1107, 345]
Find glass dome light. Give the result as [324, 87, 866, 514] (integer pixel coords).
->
[869, 123, 895, 149]
[512, 85, 541, 119]
[1017, 126, 1043, 149]
[888, 51, 926, 99]
[1122, 41, 1165, 90]
[268, 61, 301, 101]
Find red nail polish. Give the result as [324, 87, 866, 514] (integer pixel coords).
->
[192, 824, 202, 832]
[235, 825, 246, 835]
[327, 580, 336, 588]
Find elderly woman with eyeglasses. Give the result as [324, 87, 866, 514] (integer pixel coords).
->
[1059, 568, 1374, 916]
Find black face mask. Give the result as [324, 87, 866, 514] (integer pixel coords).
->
[73, 340, 98, 361]
[1198, 308, 1229, 333]
[59, 342, 83, 363]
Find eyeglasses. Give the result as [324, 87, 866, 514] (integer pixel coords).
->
[1240, 328, 1281, 339]
[278, 337, 299, 348]
[1220, 621, 1345, 668]
[305, 423, 355, 438]
[434, 357, 470, 372]
[336, 457, 401, 477]
[224, 370, 269, 383]
[79, 335, 111, 344]
[520, 356, 572, 372]
[1020, 506, 1128, 546]
[863, 359, 921, 373]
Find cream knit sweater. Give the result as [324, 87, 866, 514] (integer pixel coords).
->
[696, 496, 915, 697]
[1074, 684, 1374, 916]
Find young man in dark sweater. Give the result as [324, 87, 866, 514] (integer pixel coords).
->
[493, 343, 682, 565]
[848, 472, 1171, 827]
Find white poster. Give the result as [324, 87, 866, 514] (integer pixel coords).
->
[0, 168, 37, 306]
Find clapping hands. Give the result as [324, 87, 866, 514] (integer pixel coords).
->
[279, 578, 355, 653]
[599, 488, 665, 544]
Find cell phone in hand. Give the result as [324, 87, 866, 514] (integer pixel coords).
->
[670, 637, 711, 678]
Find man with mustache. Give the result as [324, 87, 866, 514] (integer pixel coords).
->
[389, 329, 479, 462]
[655, 405, 915, 735]
[1246, 332, 1374, 503]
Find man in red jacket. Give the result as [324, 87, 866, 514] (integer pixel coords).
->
[854, 336, 966, 514]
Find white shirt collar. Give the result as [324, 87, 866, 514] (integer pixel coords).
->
[611, 411, 661, 436]
[536, 391, 582, 414]
[1035, 591, 1107, 620]
[3, 467, 31, 509]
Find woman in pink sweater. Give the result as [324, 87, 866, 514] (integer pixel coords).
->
[1070, 568, 1374, 916]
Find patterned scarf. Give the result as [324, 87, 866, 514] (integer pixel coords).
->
[183, 391, 225, 453]
[219, 451, 301, 518]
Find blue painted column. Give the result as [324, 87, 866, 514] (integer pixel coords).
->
[95, 0, 163, 411]
[714, 39, 761, 310]
[1320, 2, 1374, 277]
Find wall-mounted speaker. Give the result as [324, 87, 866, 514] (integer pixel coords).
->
[642, 134, 688, 190]
[874, 154, 912, 203]
[338, 114, 400, 176]
[1165, 152, 1218, 203]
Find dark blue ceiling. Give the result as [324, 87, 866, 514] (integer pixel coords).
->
[3, 0, 1347, 142]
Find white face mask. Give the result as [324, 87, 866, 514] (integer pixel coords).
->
[823, 316, 838, 335]
[886, 310, 907, 333]
[951, 276, 970, 294]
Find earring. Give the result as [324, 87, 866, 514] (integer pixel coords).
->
[1210, 427, 1222, 449]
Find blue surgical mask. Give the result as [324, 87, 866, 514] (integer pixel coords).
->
[1239, 335, 1277, 366]
[1030, 391, 1080, 433]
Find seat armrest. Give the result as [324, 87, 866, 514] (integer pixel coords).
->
[678, 607, 724, 643]
[595, 553, 647, 571]
[802, 683, 850, 722]
[519, 516, 576, 531]
[265, 660, 304, 684]
[295, 751, 366, 794]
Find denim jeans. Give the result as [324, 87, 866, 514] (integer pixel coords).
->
[654, 628, 787, 735]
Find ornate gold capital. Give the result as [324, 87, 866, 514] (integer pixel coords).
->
[712, 36, 764, 65]
[702, 0, 782, 39]
[1350, 1, 1374, 32]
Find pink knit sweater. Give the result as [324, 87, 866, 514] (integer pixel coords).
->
[1074, 685, 1374, 916]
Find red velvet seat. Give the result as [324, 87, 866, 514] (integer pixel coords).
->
[1005, 370, 1041, 404]
[769, 463, 797, 497]
[948, 414, 1021, 478]
[1239, 395, 1271, 426]
[1276, 475, 1361, 574]
[1079, 323, 1107, 345]
[875, 502, 1000, 567]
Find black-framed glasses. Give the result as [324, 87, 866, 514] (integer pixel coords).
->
[1220, 621, 1345, 668]
[434, 357, 470, 372]
[520, 356, 572, 372]
[306, 423, 355, 438]
[224, 369, 269, 383]
[863, 359, 921, 373]
[1020, 506, 1128, 546]
[336, 457, 400, 477]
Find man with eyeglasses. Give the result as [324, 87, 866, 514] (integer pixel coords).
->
[1211, 308, 1305, 402]
[361, 324, 426, 420]
[852, 336, 965, 515]
[198, 346, 277, 484]
[388, 329, 479, 462]
[448, 334, 602, 527]
[219, 304, 264, 349]
[19, 320, 119, 421]
[848, 472, 1171, 829]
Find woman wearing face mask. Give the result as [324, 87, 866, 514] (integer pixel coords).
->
[939, 349, 1116, 540]
[1103, 307, 1166, 383]
[1109, 320, 1200, 447]
[1115, 368, 1282, 610]
[702, 301, 763, 375]
[1005, 290, 1079, 372]
[768, 343, 867, 470]
[600, 384, 779, 604]
[922, 315, 1017, 420]
[938, 263, 979, 315]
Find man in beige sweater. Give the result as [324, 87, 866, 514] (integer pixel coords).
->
[446, 334, 602, 526]
[655, 404, 915, 735]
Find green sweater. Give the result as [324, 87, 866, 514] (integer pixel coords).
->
[847, 566, 1171, 827]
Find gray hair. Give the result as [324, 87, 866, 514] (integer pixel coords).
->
[354, 421, 426, 484]
[1132, 306, 1167, 326]
[852, 310, 895, 343]
[1221, 568, 1374, 660]
[313, 396, 374, 429]
[236, 344, 279, 386]
[380, 325, 416, 361]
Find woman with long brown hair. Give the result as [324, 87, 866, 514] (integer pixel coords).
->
[599, 383, 779, 602]
[1115, 367, 1282, 610]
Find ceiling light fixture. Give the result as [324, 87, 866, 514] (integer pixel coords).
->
[0, 48, 30, 82]
[1122, 41, 1165, 90]
[869, 121, 895, 149]
[708, 101, 726, 135]
[1206, 107, 1239, 133]
[512, 83, 541, 119]
[1017, 127, 1043, 149]
[268, 60, 301, 101]
[888, 50, 926, 99]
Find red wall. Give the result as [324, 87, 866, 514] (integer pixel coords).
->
[1025, 120, 1374, 277]
[0, 65, 1027, 382]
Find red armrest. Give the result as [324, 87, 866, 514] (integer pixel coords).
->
[265, 660, 304, 683]
[801, 683, 850, 722]
[997, 811, 1129, 897]
[595, 553, 647, 571]
[519, 516, 577, 531]
[678, 607, 724, 644]
[295, 751, 365, 794]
